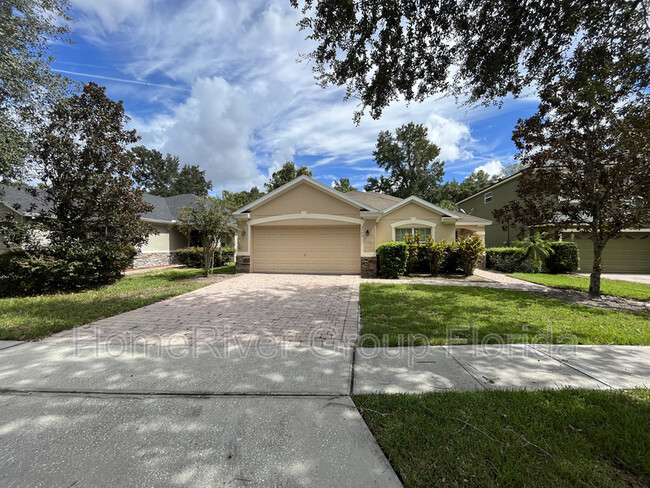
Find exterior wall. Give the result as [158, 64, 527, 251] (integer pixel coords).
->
[132, 251, 179, 269]
[456, 225, 487, 244]
[563, 231, 650, 273]
[375, 202, 455, 244]
[238, 181, 372, 260]
[457, 176, 520, 248]
[362, 219, 376, 254]
[139, 225, 187, 253]
[132, 224, 187, 268]
[250, 183, 361, 219]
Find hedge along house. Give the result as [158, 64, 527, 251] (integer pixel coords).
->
[0, 185, 197, 269]
[232, 176, 491, 277]
[456, 173, 650, 273]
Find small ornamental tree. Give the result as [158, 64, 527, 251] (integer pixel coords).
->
[494, 46, 650, 297]
[174, 197, 237, 276]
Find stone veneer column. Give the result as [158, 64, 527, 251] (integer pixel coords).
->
[235, 254, 251, 273]
[360, 256, 377, 278]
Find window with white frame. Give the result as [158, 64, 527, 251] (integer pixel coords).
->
[395, 227, 432, 243]
[484, 191, 493, 204]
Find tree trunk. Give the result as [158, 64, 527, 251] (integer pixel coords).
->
[203, 249, 210, 277]
[589, 239, 606, 298]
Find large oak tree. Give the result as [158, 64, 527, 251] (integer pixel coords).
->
[365, 122, 444, 199]
[291, 0, 649, 121]
[1, 0, 74, 182]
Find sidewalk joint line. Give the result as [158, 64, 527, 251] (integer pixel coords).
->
[440, 345, 487, 390]
[525, 344, 619, 389]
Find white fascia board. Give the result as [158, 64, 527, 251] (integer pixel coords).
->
[141, 217, 176, 224]
[233, 213, 251, 220]
[233, 175, 380, 214]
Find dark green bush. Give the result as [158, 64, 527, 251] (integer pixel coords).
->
[485, 247, 540, 273]
[0, 245, 135, 297]
[377, 242, 409, 279]
[176, 246, 234, 268]
[546, 242, 579, 273]
[176, 247, 204, 268]
[221, 247, 235, 264]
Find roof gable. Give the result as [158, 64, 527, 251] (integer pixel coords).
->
[381, 196, 457, 218]
[234, 176, 379, 214]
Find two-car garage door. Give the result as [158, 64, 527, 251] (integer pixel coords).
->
[252, 226, 360, 274]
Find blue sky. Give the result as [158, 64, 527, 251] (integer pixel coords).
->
[53, 0, 540, 193]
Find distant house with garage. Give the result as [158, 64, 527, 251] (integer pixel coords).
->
[456, 173, 650, 273]
[232, 175, 491, 277]
[0, 185, 197, 268]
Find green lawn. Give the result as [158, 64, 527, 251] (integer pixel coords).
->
[510, 273, 650, 301]
[355, 389, 650, 488]
[359, 283, 650, 346]
[0, 266, 234, 341]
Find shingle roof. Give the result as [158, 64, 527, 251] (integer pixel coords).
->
[0, 184, 198, 223]
[347, 190, 403, 211]
[0, 185, 49, 215]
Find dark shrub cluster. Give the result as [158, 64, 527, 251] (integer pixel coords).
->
[546, 242, 579, 273]
[486, 247, 540, 273]
[176, 246, 235, 269]
[378, 235, 485, 279]
[486, 241, 579, 274]
[0, 245, 136, 297]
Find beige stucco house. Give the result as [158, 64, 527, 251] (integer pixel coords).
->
[0, 185, 196, 269]
[232, 176, 491, 277]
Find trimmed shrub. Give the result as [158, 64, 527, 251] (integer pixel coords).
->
[176, 246, 235, 268]
[457, 235, 485, 276]
[176, 247, 204, 268]
[546, 242, 579, 274]
[221, 247, 235, 265]
[486, 247, 541, 273]
[0, 245, 136, 297]
[377, 242, 409, 279]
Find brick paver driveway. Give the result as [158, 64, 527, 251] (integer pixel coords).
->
[47, 274, 360, 347]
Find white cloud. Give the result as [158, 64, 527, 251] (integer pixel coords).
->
[72, 0, 526, 190]
[135, 77, 262, 191]
[71, 0, 159, 32]
[473, 160, 504, 177]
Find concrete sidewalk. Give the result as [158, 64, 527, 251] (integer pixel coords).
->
[0, 341, 399, 488]
[2, 340, 648, 487]
[353, 344, 650, 394]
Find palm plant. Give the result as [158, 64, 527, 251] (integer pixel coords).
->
[514, 232, 554, 270]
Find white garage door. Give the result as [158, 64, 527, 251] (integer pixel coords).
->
[252, 226, 360, 274]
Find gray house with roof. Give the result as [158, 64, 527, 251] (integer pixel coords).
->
[0, 185, 198, 268]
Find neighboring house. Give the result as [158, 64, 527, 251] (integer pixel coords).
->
[232, 176, 491, 277]
[0, 185, 197, 269]
[456, 173, 650, 273]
